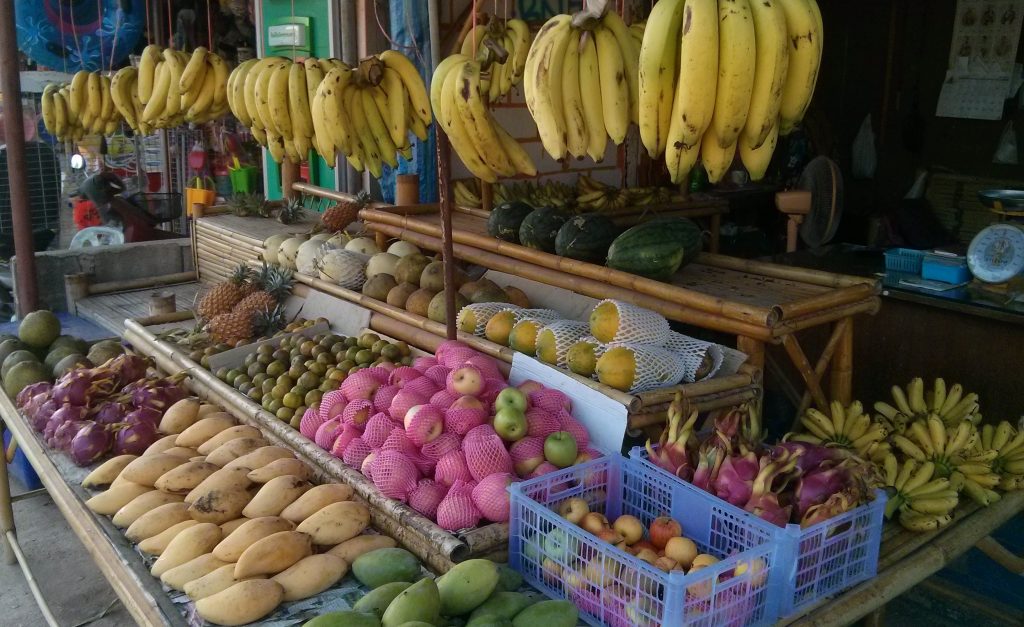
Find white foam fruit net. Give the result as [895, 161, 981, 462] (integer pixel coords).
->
[536, 320, 590, 368]
[457, 302, 520, 337]
[662, 330, 725, 383]
[590, 299, 670, 346]
[601, 343, 689, 394]
[566, 335, 609, 380]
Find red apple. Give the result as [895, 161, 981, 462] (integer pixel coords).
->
[447, 365, 485, 396]
[664, 536, 698, 569]
[648, 516, 682, 550]
[631, 539, 657, 554]
[557, 497, 590, 524]
[653, 556, 678, 572]
[596, 527, 624, 545]
[517, 379, 545, 395]
[634, 548, 659, 564]
[449, 395, 485, 411]
[581, 512, 610, 535]
[612, 515, 644, 545]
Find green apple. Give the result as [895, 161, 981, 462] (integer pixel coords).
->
[544, 431, 578, 468]
[494, 386, 528, 413]
[542, 528, 570, 561]
[493, 406, 527, 442]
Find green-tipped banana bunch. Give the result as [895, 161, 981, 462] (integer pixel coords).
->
[41, 71, 123, 141]
[575, 174, 676, 211]
[523, 9, 640, 162]
[637, 0, 821, 183]
[134, 45, 230, 130]
[434, 56, 537, 182]
[978, 421, 1024, 491]
[454, 179, 483, 208]
[881, 457, 959, 531]
[791, 400, 889, 459]
[461, 16, 531, 102]
[874, 377, 981, 431]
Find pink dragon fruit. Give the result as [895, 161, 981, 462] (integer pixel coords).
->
[372, 385, 400, 414]
[530, 388, 571, 415]
[371, 450, 420, 501]
[342, 437, 372, 468]
[363, 412, 396, 449]
[421, 432, 461, 461]
[404, 404, 444, 447]
[362, 366, 393, 383]
[429, 389, 458, 409]
[16, 382, 52, 408]
[388, 366, 421, 388]
[462, 425, 514, 480]
[342, 399, 374, 428]
[381, 427, 420, 458]
[471, 472, 514, 522]
[436, 479, 481, 530]
[404, 376, 439, 399]
[388, 388, 427, 422]
[299, 407, 326, 439]
[557, 411, 590, 449]
[529, 461, 560, 478]
[743, 449, 801, 527]
[330, 424, 363, 458]
[423, 365, 451, 387]
[712, 451, 760, 507]
[435, 450, 473, 486]
[314, 419, 344, 450]
[341, 371, 382, 400]
[692, 441, 726, 492]
[444, 403, 487, 436]
[412, 356, 439, 372]
[510, 436, 546, 477]
[408, 479, 449, 520]
[318, 390, 348, 422]
[464, 354, 503, 379]
[526, 408, 561, 438]
[645, 398, 698, 481]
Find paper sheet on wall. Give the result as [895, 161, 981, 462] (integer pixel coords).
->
[509, 352, 628, 453]
[937, 0, 1024, 119]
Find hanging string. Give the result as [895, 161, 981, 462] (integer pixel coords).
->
[57, 1, 68, 73]
[109, 5, 125, 72]
[167, 0, 174, 48]
[145, 0, 152, 45]
[290, 0, 297, 60]
[371, 0, 426, 67]
[96, 0, 104, 71]
[207, 0, 214, 50]
[67, 2, 84, 71]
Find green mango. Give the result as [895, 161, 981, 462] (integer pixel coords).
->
[494, 565, 523, 593]
[466, 617, 513, 627]
[396, 623, 436, 627]
[511, 601, 578, 627]
[468, 592, 536, 623]
[353, 582, 413, 618]
[381, 578, 440, 627]
[436, 559, 499, 617]
[302, 610, 381, 627]
[352, 548, 421, 589]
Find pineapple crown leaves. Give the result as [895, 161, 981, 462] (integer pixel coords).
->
[354, 190, 372, 207]
[253, 303, 288, 336]
[278, 195, 307, 225]
[261, 265, 294, 301]
[229, 264, 254, 285]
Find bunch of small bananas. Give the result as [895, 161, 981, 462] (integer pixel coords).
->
[979, 421, 1024, 491]
[791, 400, 889, 459]
[882, 458, 960, 531]
[874, 377, 981, 432]
[433, 55, 536, 183]
[136, 45, 230, 129]
[638, 0, 822, 183]
[524, 9, 640, 162]
[453, 179, 483, 207]
[495, 180, 576, 207]
[460, 16, 531, 102]
[41, 71, 123, 141]
[575, 175, 676, 211]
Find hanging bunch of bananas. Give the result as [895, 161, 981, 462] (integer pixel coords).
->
[790, 400, 890, 459]
[433, 54, 537, 183]
[460, 15, 531, 102]
[135, 45, 230, 130]
[881, 458, 960, 531]
[523, 7, 640, 162]
[454, 179, 483, 207]
[637, 0, 822, 184]
[978, 421, 1024, 491]
[629, 20, 646, 49]
[575, 174, 676, 211]
[307, 52, 431, 172]
[41, 71, 123, 141]
[874, 377, 981, 433]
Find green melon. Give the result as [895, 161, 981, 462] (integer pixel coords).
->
[18, 310, 61, 348]
[605, 217, 703, 280]
[554, 213, 619, 263]
[519, 207, 572, 253]
[487, 202, 534, 243]
[2, 350, 39, 380]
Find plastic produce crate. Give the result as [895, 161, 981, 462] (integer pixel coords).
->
[4, 430, 42, 490]
[509, 455, 784, 627]
[883, 247, 925, 274]
[629, 447, 886, 618]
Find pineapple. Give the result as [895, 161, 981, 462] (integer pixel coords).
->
[278, 195, 306, 225]
[197, 264, 252, 320]
[227, 193, 271, 217]
[236, 264, 293, 316]
[208, 310, 254, 346]
[321, 190, 369, 232]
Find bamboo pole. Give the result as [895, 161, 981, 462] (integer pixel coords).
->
[195, 220, 266, 249]
[627, 387, 761, 429]
[829, 318, 854, 405]
[793, 318, 851, 422]
[781, 334, 829, 409]
[366, 223, 776, 341]
[360, 209, 776, 328]
[134, 310, 196, 326]
[87, 272, 197, 296]
[773, 283, 879, 323]
[635, 372, 756, 406]
[774, 298, 880, 335]
[697, 253, 879, 291]
[194, 228, 264, 255]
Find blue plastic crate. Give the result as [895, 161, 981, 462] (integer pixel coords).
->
[883, 248, 925, 274]
[3, 430, 42, 490]
[629, 447, 886, 618]
[508, 454, 785, 627]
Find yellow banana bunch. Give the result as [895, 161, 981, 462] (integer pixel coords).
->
[524, 10, 639, 162]
[881, 456, 958, 531]
[129, 45, 230, 130]
[791, 400, 887, 457]
[42, 70, 124, 141]
[978, 420, 1024, 491]
[453, 179, 483, 208]
[461, 17, 532, 103]
[875, 377, 981, 428]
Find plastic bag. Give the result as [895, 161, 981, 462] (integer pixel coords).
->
[993, 121, 1019, 164]
[852, 114, 877, 179]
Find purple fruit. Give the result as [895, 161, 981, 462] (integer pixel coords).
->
[113, 420, 159, 456]
[70, 422, 112, 466]
[53, 420, 92, 452]
[16, 381, 51, 408]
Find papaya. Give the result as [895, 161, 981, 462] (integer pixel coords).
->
[351, 548, 421, 589]
[511, 600, 578, 627]
[436, 559, 499, 616]
[352, 582, 412, 618]
[380, 577, 440, 627]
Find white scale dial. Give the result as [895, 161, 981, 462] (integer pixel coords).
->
[967, 223, 1024, 284]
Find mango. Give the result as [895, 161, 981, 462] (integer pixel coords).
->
[271, 553, 349, 601]
[205, 437, 267, 467]
[175, 414, 236, 448]
[125, 502, 192, 542]
[85, 482, 152, 516]
[511, 600, 577, 627]
[242, 475, 312, 518]
[150, 523, 222, 577]
[302, 611, 381, 627]
[188, 487, 252, 524]
[295, 500, 369, 545]
[327, 535, 398, 564]
[224, 445, 294, 470]
[247, 457, 312, 483]
[183, 564, 263, 601]
[144, 434, 180, 456]
[436, 559, 500, 616]
[381, 577, 440, 627]
[468, 592, 536, 623]
[158, 398, 201, 434]
[154, 461, 220, 494]
[213, 516, 295, 562]
[81, 454, 137, 489]
[494, 565, 523, 592]
[119, 454, 187, 487]
[185, 467, 252, 504]
[467, 617, 512, 627]
[281, 483, 354, 523]
[195, 579, 283, 626]
[234, 530, 312, 578]
[352, 581, 412, 618]
[352, 548, 421, 589]
[196, 424, 263, 455]
[137, 520, 200, 555]
[111, 490, 183, 528]
[161, 553, 230, 591]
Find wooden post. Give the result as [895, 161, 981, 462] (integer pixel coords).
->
[64, 273, 91, 315]
[396, 174, 420, 205]
[830, 318, 853, 404]
[737, 336, 765, 404]
[149, 291, 176, 316]
[281, 162, 299, 201]
[0, 425, 14, 564]
[481, 180, 494, 212]
[782, 333, 829, 409]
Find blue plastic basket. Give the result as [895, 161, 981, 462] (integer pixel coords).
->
[508, 455, 785, 627]
[629, 447, 886, 618]
[883, 248, 925, 274]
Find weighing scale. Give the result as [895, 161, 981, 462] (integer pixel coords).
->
[970, 191, 1024, 302]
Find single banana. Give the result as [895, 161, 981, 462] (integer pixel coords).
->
[440, 61, 497, 182]
[303, 58, 326, 109]
[803, 408, 836, 438]
[507, 19, 532, 82]
[142, 61, 170, 122]
[906, 494, 958, 516]
[777, 0, 823, 134]
[743, 0, 789, 148]
[700, 125, 737, 183]
[594, 24, 629, 146]
[85, 72, 103, 121]
[524, 14, 572, 160]
[944, 422, 973, 458]
[379, 50, 431, 125]
[908, 378, 927, 415]
[850, 424, 887, 452]
[899, 509, 952, 532]
[710, 0, 756, 148]
[453, 60, 513, 175]
[960, 478, 994, 506]
[40, 85, 58, 135]
[379, 67, 409, 148]
[254, 60, 284, 134]
[891, 434, 926, 462]
[207, 53, 229, 108]
[349, 88, 383, 177]
[932, 378, 947, 413]
[939, 383, 963, 418]
[637, 0, 685, 157]
[179, 46, 208, 93]
[187, 64, 218, 119]
[894, 459, 917, 491]
[669, 0, 719, 149]
[904, 477, 951, 499]
[494, 122, 537, 176]
[317, 68, 354, 157]
[267, 60, 294, 139]
[288, 61, 313, 141]
[945, 393, 979, 423]
[228, 59, 257, 126]
[903, 460, 935, 494]
[882, 453, 899, 487]
[430, 54, 470, 120]
[99, 75, 115, 122]
[405, 89, 429, 141]
[908, 420, 935, 457]
[844, 413, 871, 443]
[360, 88, 399, 168]
[162, 49, 185, 117]
[927, 415, 947, 456]
[137, 45, 163, 105]
[891, 384, 914, 417]
[578, 31, 607, 162]
[830, 400, 847, 438]
[243, 57, 283, 132]
[265, 129, 285, 163]
[601, 11, 639, 124]
[561, 29, 588, 159]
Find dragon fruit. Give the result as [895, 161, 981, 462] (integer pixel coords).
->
[435, 450, 473, 486]
[423, 365, 451, 387]
[743, 449, 802, 527]
[645, 396, 698, 480]
[525, 408, 560, 438]
[388, 389, 427, 422]
[22, 392, 52, 423]
[330, 424, 363, 458]
[131, 376, 187, 411]
[363, 412, 396, 449]
[53, 419, 92, 452]
[388, 366, 421, 388]
[318, 390, 348, 422]
[429, 389, 458, 409]
[314, 419, 344, 450]
[342, 437, 373, 469]
[107, 354, 151, 387]
[420, 432, 461, 461]
[123, 406, 162, 426]
[510, 436, 546, 477]
[409, 479, 448, 519]
[300, 407, 327, 439]
[372, 385, 400, 414]
[404, 376, 440, 399]
[342, 399, 374, 428]
[93, 401, 128, 426]
[114, 420, 160, 455]
[52, 371, 104, 407]
[557, 411, 590, 450]
[772, 442, 848, 474]
[412, 356, 439, 372]
[801, 490, 859, 528]
[371, 450, 420, 501]
[30, 399, 60, 432]
[711, 451, 760, 507]
[436, 479, 481, 530]
[462, 425, 514, 481]
[16, 382, 51, 408]
[341, 371, 381, 400]
[70, 422, 112, 466]
[530, 388, 571, 415]
[472, 473, 513, 522]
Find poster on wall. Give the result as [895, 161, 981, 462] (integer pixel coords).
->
[937, 0, 1024, 120]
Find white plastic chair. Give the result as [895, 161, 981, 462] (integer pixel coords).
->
[69, 226, 125, 248]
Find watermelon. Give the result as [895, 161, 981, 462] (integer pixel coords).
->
[554, 213, 619, 263]
[487, 201, 534, 243]
[519, 206, 572, 252]
[605, 217, 703, 280]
